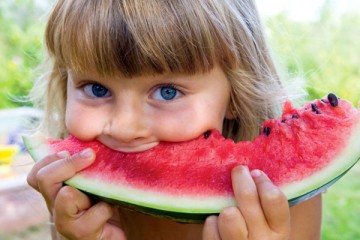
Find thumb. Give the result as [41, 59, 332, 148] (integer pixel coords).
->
[85, 203, 127, 240]
[102, 222, 127, 240]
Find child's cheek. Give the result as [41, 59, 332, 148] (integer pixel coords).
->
[64, 104, 100, 141]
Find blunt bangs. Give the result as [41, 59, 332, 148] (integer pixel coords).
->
[45, 0, 240, 76]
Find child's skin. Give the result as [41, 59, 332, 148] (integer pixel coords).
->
[26, 0, 323, 238]
[28, 65, 322, 239]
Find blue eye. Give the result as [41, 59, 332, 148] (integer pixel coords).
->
[152, 85, 181, 101]
[161, 87, 177, 100]
[84, 83, 110, 98]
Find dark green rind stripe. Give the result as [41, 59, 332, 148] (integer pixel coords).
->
[288, 159, 359, 207]
[75, 158, 358, 223]
[86, 193, 215, 223]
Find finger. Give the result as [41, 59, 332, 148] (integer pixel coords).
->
[251, 169, 290, 235]
[202, 215, 221, 240]
[37, 148, 95, 210]
[101, 223, 127, 240]
[94, 207, 127, 240]
[218, 206, 247, 239]
[54, 186, 115, 239]
[27, 151, 70, 191]
[231, 166, 268, 233]
[54, 186, 92, 219]
[76, 202, 115, 235]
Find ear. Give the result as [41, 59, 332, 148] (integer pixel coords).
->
[225, 103, 237, 120]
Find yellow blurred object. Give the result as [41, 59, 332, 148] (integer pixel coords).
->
[0, 144, 19, 165]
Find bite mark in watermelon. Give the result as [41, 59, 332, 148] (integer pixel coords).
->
[23, 94, 360, 223]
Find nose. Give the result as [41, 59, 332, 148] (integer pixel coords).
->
[103, 98, 152, 143]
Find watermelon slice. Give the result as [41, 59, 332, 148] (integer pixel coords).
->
[23, 93, 360, 223]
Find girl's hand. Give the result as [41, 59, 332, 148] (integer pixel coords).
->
[203, 166, 290, 240]
[27, 149, 127, 240]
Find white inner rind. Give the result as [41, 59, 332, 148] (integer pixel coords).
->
[67, 175, 237, 213]
[281, 121, 360, 200]
[23, 121, 360, 214]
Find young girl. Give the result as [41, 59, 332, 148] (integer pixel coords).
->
[27, 0, 322, 239]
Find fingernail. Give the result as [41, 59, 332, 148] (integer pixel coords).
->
[80, 148, 93, 158]
[251, 169, 262, 178]
[57, 151, 69, 158]
[240, 165, 249, 172]
[235, 165, 249, 173]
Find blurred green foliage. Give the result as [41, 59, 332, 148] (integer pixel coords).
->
[0, 0, 47, 108]
[265, 4, 360, 105]
[321, 163, 360, 240]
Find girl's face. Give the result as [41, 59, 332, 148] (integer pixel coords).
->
[65, 65, 233, 152]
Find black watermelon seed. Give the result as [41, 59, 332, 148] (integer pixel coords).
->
[204, 130, 211, 139]
[281, 119, 286, 123]
[327, 93, 338, 107]
[264, 126, 271, 136]
[311, 103, 320, 114]
[292, 114, 299, 119]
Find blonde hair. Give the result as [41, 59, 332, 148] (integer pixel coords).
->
[31, 0, 285, 141]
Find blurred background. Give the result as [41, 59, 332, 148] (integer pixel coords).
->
[0, 0, 359, 239]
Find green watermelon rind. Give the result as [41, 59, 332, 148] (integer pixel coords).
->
[23, 133, 236, 223]
[283, 120, 360, 202]
[67, 175, 236, 223]
[22, 121, 360, 223]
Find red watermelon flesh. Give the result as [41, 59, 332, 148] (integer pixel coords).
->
[24, 94, 360, 222]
